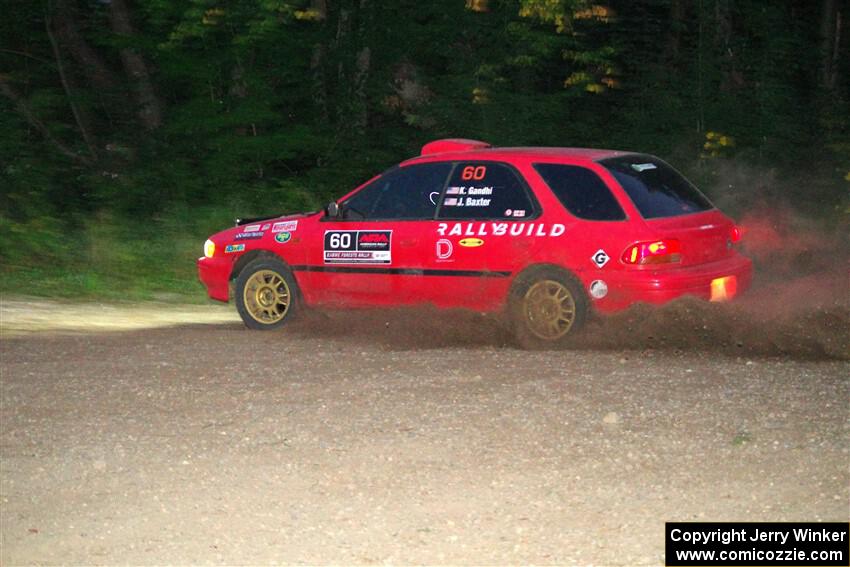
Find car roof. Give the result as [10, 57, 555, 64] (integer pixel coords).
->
[403, 142, 633, 166]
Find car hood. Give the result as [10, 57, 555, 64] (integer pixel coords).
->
[211, 211, 319, 242]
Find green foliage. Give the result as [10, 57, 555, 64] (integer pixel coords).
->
[0, 207, 237, 302]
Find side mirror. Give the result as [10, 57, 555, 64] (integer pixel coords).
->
[325, 201, 340, 218]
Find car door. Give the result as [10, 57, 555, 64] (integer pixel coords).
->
[301, 162, 452, 307]
[416, 161, 543, 310]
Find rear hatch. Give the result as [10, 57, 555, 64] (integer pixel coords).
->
[646, 211, 735, 266]
[600, 154, 735, 266]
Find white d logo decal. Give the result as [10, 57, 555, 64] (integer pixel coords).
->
[436, 239, 453, 260]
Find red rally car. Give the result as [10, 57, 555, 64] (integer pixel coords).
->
[198, 139, 752, 348]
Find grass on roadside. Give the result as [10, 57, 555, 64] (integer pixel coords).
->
[0, 208, 237, 304]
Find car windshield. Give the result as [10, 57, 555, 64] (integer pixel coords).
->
[600, 155, 713, 219]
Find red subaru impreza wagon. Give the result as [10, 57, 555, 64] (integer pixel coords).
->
[198, 139, 752, 347]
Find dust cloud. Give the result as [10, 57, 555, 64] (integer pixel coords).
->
[575, 198, 849, 360]
[293, 200, 849, 360]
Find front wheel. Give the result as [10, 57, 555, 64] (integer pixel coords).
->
[508, 267, 588, 349]
[235, 258, 299, 330]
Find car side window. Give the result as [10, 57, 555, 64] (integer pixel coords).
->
[533, 163, 626, 221]
[437, 162, 534, 220]
[342, 162, 452, 220]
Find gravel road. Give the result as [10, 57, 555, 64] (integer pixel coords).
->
[1, 303, 848, 565]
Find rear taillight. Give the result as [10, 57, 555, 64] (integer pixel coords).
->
[730, 225, 742, 243]
[621, 239, 682, 265]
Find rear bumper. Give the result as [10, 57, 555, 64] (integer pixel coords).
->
[593, 253, 753, 312]
[197, 256, 231, 302]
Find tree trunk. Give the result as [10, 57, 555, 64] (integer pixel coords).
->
[350, 0, 371, 134]
[321, 0, 371, 135]
[311, 0, 327, 19]
[820, 0, 839, 91]
[53, 0, 118, 93]
[309, 0, 330, 125]
[834, 10, 844, 92]
[0, 76, 92, 165]
[108, 0, 163, 131]
[352, 46, 371, 133]
[665, 0, 687, 62]
[46, 15, 98, 160]
[310, 44, 330, 125]
[713, 0, 744, 92]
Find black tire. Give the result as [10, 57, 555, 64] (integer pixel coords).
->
[508, 266, 588, 349]
[235, 257, 300, 330]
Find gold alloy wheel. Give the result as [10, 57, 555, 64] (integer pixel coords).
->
[522, 279, 576, 340]
[242, 269, 291, 325]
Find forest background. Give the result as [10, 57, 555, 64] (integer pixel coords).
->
[1, 0, 847, 300]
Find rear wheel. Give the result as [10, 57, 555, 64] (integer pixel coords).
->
[509, 267, 588, 349]
[235, 258, 299, 330]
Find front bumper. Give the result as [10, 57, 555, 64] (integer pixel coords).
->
[593, 253, 753, 312]
[197, 256, 232, 302]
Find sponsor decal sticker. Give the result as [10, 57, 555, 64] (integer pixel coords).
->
[631, 163, 657, 172]
[436, 239, 453, 261]
[272, 220, 298, 233]
[225, 243, 245, 253]
[442, 186, 493, 207]
[436, 222, 565, 238]
[460, 165, 487, 180]
[591, 249, 610, 268]
[243, 224, 261, 232]
[261, 223, 271, 231]
[357, 231, 390, 248]
[589, 280, 608, 299]
[275, 232, 292, 243]
[324, 230, 392, 264]
[429, 191, 440, 205]
[235, 231, 264, 240]
[512, 209, 526, 218]
[459, 238, 484, 248]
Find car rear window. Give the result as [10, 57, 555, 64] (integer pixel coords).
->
[600, 156, 713, 219]
[533, 163, 626, 221]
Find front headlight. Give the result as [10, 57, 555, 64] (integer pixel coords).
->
[203, 239, 215, 258]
